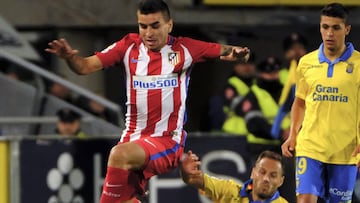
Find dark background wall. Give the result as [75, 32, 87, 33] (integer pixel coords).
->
[58, 24, 358, 131]
[7, 1, 360, 132]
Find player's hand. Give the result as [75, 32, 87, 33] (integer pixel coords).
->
[181, 151, 201, 176]
[281, 136, 296, 157]
[180, 151, 205, 189]
[220, 47, 250, 62]
[45, 38, 79, 60]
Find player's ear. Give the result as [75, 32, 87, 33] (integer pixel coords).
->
[278, 175, 284, 188]
[250, 168, 255, 179]
[345, 24, 351, 36]
[168, 19, 173, 33]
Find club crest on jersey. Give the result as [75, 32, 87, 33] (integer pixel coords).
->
[168, 52, 180, 66]
[346, 62, 354, 73]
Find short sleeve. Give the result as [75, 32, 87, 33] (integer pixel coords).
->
[295, 58, 308, 100]
[95, 33, 138, 68]
[180, 37, 221, 63]
[203, 174, 241, 201]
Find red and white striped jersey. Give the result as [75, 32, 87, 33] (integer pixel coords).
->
[96, 33, 221, 144]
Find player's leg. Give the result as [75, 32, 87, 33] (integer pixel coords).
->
[297, 194, 318, 203]
[327, 164, 357, 203]
[296, 157, 325, 203]
[130, 136, 184, 202]
[136, 136, 184, 176]
[100, 141, 147, 203]
[100, 135, 184, 203]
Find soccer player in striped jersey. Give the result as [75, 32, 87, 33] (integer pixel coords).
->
[46, 0, 250, 202]
[282, 3, 360, 203]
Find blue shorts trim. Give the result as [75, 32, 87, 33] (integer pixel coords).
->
[149, 143, 181, 161]
[296, 156, 357, 202]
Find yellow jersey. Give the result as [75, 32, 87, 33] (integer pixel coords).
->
[202, 174, 288, 203]
[295, 42, 360, 164]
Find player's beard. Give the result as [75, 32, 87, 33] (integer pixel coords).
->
[257, 192, 273, 200]
[255, 183, 274, 200]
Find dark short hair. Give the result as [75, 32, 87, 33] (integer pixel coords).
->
[321, 3, 349, 24]
[255, 150, 284, 174]
[138, 0, 171, 21]
[56, 108, 81, 123]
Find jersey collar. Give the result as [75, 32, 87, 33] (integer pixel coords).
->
[318, 42, 354, 64]
[168, 35, 174, 45]
[239, 179, 281, 203]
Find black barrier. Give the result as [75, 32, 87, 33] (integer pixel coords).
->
[19, 136, 252, 203]
[20, 138, 117, 203]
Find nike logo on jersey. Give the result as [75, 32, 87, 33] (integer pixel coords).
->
[105, 182, 123, 187]
[144, 138, 157, 148]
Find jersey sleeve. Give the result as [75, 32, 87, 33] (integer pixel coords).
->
[202, 174, 242, 201]
[294, 57, 308, 100]
[180, 37, 221, 63]
[95, 33, 137, 68]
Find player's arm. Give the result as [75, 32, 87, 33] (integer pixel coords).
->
[352, 145, 360, 169]
[180, 151, 205, 189]
[219, 44, 250, 62]
[281, 96, 305, 157]
[46, 38, 103, 75]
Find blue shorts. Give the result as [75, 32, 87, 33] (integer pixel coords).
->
[296, 156, 357, 202]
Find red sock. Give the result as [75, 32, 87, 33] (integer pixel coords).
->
[100, 167, 136, 203]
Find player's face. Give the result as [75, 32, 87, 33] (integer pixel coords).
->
[320, 15, 350, 54]
[251, 158, 284, 200]
[137, 11, 173, 52]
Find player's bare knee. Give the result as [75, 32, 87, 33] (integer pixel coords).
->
[108, 145, 131, 169]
